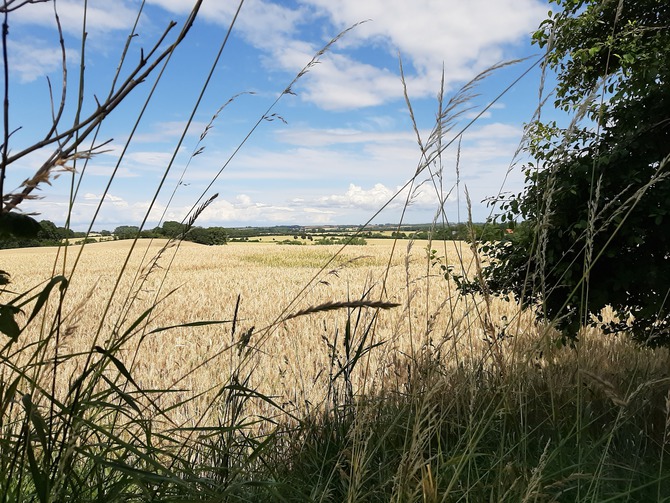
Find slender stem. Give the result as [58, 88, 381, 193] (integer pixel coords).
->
[43, 0, 67, 144]
[1, 4, 8, 213]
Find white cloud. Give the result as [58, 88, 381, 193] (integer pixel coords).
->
[276, 127, 414, 147]
[304, 0, 544, 71]
[125, 150, 175, 169]
[197, 197, 299, 224]
[10, 0, 546, 111]
[147, 0, 305, 50]
[282, 0, 545, 110]
[144, 0, 546, 112]
[8, 39, 65, 83]
[11, 0, 139, 34]
[296, 53, 404, 110]
[464, 110, 492, 120]
[83, 192, 128, 206]
[315, 182, 446, 211]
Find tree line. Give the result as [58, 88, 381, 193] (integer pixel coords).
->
[0, 220, 228, 248]
[113, 221, 227, 245]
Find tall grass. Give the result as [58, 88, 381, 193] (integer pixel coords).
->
[1, 1, 669, 502]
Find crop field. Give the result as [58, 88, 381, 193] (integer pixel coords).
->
[3, 239, 661, 428]
[2, 239, 530, 422]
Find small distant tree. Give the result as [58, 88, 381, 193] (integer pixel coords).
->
[185, 226, 227, 246]
[113, 226, 140, 240]
[161, 221, 187, 238]
[58, 226, 75, 239]
[208, 227, 228, 245]
[140, 229, 160, 239]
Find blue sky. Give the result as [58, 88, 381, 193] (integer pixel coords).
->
[5, 0, 554, 230]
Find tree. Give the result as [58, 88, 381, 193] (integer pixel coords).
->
[113, 226, 140, 240]
[36, 220, 58, 241]
[185, 226, 227, 246]
[470, 0, 670, 345]
[160, 221, 187, 239]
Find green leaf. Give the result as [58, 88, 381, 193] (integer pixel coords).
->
[25, 440, 49, 503]
[0, 304, 21, 340]
[94, 346, 141, 391]
[22, 393, 49, 451]
[25, 275, 68, 326]
[100, 374, 141, 414]
[0, 376, 20, 416]
[21, 393, 51, 503]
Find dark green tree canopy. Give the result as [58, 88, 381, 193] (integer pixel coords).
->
[186, 226, 227, 246]
[113, 225, 140, 240]
[472, 0, 670, 344]
[160, 221, 187, 238]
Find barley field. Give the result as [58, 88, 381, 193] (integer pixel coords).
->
[2, 240, 523, 421]
[3, 238, 663, 428]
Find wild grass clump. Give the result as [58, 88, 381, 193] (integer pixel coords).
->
[254, 334, 670, 502]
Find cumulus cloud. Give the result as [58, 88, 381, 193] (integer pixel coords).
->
[145, 0, 546, 111]
[291, 53, 404, 110]
[315, 182, 446, 211]
[147, 0, 305, 50]
[11, 0, 139, 34]
[197, 197, 299, 224]
[8, 39, 65, 83]
[11, 0, 546, 110]
[266, 0, 545, 110]
[304, 0, 544, 70]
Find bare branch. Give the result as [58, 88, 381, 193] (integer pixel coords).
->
[0, 0, 49, 14]
[44, 0, 68, 144]
[1, 0, 206, 214]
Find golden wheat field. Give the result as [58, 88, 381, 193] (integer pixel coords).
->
[1, 239, 660, 429]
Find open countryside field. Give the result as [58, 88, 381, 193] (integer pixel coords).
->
[4, 238, 670, 500]
[3, 239, 496, 423]
[2, 239, 665, 426]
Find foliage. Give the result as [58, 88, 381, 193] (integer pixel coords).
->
[159, 220, 187, 238]
[407, 222, 510, 242]
[112, 222, 228, 245]
[185, 225, 228, 245]
[0, 219, 75, 248]
[471, 0, 670, 344]
[113, 225, 141, 240]
[0, 212, 41, 240]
